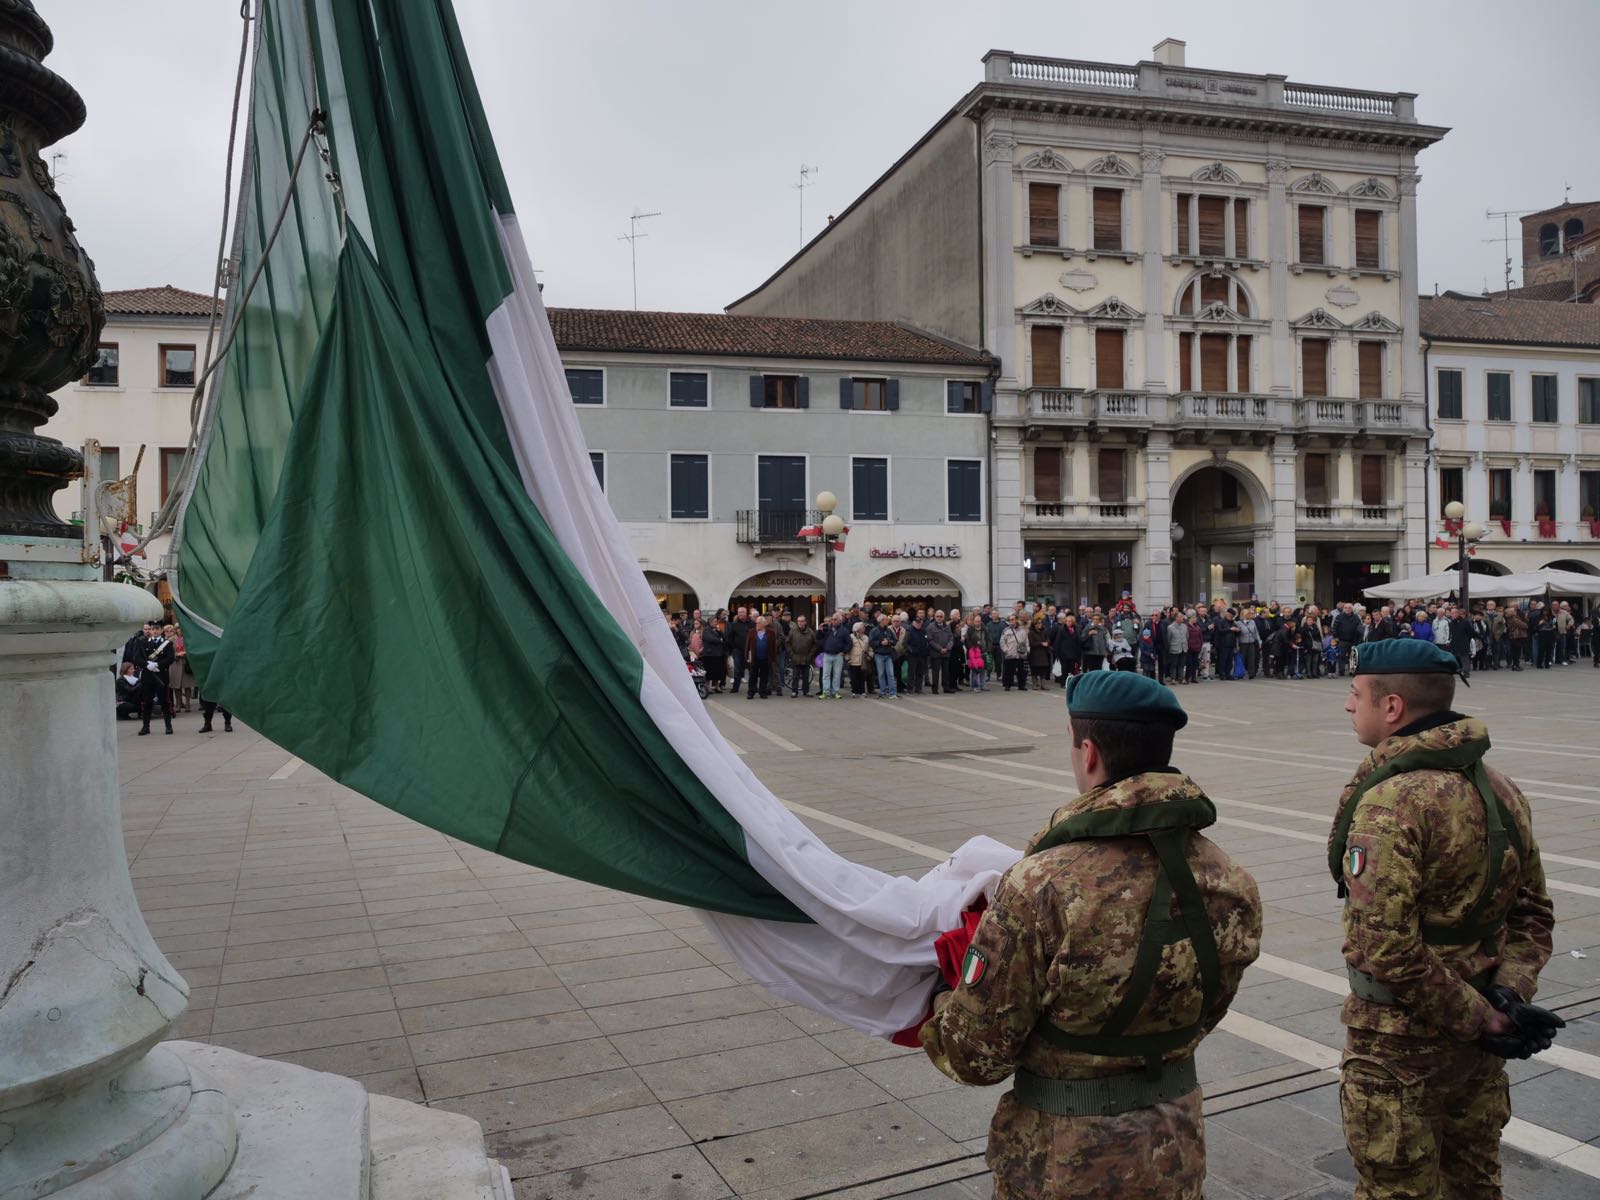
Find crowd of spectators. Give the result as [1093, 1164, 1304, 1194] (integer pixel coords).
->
[664, 595, 1598, 698]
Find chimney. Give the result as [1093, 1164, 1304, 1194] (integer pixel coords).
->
[1152, 38, 1186, 67]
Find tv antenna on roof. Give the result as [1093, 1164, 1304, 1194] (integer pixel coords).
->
[794, 164, 818, 249]
[1484, 207, 1535, 292]
[617, 209, 660, 310]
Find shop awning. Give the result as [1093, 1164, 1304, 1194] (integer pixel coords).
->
[865, 569, 961, 598]
[731, 571, 825, 599]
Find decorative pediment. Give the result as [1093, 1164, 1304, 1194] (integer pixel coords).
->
[1084, 153, 1136, 178]
[1351, 310, 1402, 333]
[1195, 302, 1245, 323]
[1347, 176, 1395, 200]
[1020, 292, 1076, 317]
[1191, 161, 1242, 184]
[1084, 296, 1142, 320]
[1019, 147, 1072, 172]
[1288, 172, 1339, 196]
[1293, 307, 1346, 330]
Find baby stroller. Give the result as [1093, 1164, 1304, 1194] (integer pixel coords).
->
[687, 656, 709, 700]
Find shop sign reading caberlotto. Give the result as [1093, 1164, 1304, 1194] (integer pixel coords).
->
[869, 543, 962, 559]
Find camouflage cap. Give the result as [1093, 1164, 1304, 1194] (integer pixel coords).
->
[1350, 639, 1459, 676]
[1066, 670, 1188, 729]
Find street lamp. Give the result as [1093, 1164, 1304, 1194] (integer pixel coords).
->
[1443, 501, 1486, 616]
[816, 490, 843, 617]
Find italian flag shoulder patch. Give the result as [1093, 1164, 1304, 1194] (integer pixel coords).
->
[1345, 845, 1367, 878]
[961, 945, 988, 987]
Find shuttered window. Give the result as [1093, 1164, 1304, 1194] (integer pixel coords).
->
[1354, 209, 1381, 269]
[852, 457, 889, 521]
[1033, 448, 1062, 503]
[1304, 453, 1329, 505]
[1092, 188, 1122, 251]
[1298, 205, 1325, 264]
[1029, 183, 1059, 246]
[1235, 336, 1252, 393]
[1487, 372, 1511, 421]
[947, 460, 982, 522]
[1179, 333, 1192, 390]
[1358, 342, 1384, 400]
[669, 371, 708, 406]
[1436, 369, 1463, 418]
[1302, 339, 1329, 396]
[1234, 198, 1250, 257]
[1197, 196, 1227, 256]
[566, 368, 604, 405]
[1094, 328, 1125, 389]
[1031, 326, 1062, 388]
[1098, 449, 1125, 502]
[1175, 193, 1192, 254]
[1439, 467, 1464, 514]
[1200, 334, 1229, 392]
[1361, 455, 1385, 506]
[669, 454, 709, 519]
[1489, 468, 1512, 517]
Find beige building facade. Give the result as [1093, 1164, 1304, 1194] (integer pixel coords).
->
[731, 40, 1447, 609]
[45, 286, 216, 565]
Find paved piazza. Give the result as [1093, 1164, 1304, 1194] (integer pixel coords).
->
[123, 669, 1600, 1199]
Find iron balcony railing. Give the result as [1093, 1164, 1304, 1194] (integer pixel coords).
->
[735, 508, 821, 545]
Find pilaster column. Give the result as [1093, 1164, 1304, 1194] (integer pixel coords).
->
[1268, 436, 1298, 602]
[1400, 444, 1430, 577]
[1145, 435, 1173, 609]
[1335, 447, 1356, 515]
[981, 124, 1017, 375]
[1558, 453, 1581, 535]
[1398, 165, 1423, 407]
[1070, 440, 1091, 501]
[1266, 153, 1293, 396]
[1139, 146, 1167, 393]
[1514, 454, 1534, 536]
[1466, 451, 1489, 521]
[993, 427, 1025, 606]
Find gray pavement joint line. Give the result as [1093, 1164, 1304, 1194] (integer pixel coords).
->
[896, 696, 1047, 739]
[779, 799, 954, 862]
[872, 700, 999, 742]
[710, 702, 804, 752]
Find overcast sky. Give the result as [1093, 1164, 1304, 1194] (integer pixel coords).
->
[45, 0, 1600, 316]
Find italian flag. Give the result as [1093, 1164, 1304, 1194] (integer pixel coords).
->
[171, 0, 1016, 1036]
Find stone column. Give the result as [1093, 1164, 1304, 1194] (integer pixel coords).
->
[1268, 436, 1299, 601]
[1139, 146, 1167, 393]
[1513, 454, 1534, 538]
[1265, 153, 1293, 397]
[1397, 165, 1423, 409]
[1335, 446, 1356, 520]
[1558, 454, 1581, 539]
[1401, 444, 1430, 578]
[992, 428, 1024, 606]
[0, 8, 237, 1196]
[1144, 435, 1173, 609]
[1466, 451, 1489, 522]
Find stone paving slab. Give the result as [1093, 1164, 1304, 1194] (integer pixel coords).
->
[117, 667, 1600, 1198]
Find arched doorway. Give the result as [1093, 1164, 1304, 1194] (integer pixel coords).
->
[1541, 559, 1599, 575]
[729, 569, 827, 625]
[644, 571, 699, 616]
[864, 569, 963, 617]
[1467, 558, 1511, 576]
[1170, 464, 1266, 607]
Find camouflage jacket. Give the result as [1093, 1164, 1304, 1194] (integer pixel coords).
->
[1333, 714, 1554, 1040]
[921, 770, 1262, 1199]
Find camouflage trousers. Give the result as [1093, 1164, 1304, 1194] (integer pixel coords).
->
[1340, 1028, 1510, 1199]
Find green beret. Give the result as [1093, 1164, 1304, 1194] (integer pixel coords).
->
[1066, 671, 1188, 729]
[1351, 639, 1460, 676]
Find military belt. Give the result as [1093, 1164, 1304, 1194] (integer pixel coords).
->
[1347, 964, 1495, 1006]
[1013, 1057, 1198, 1117]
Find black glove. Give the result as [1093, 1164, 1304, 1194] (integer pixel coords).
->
[1478, 984, 1566, 1059]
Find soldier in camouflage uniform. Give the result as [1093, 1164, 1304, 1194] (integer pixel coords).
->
[1333, 639, 1556, 1199]
[920, 671, 1262, 1199]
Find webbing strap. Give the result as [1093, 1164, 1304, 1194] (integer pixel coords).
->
[1347, 963, 1495, 1006]
[1013, 1057, 1198, 1118]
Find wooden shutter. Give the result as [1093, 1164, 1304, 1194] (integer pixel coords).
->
[1235, 335, 1251, 393]
[1178, 333, 1192, 390]
[1200, 334, 1228, 392]
[1094, 328, 1124, 389]
[1302, 339, 1328, 396]
[1029, 183, 1059, 246]
[1298, 206, 1325, 264]
[1033, 448, 1062, 503]
[1233, 198, 1249, 257]
[1361, 455, 1385, 506]
[1355, 209, 1381, 269]
[796, 376, 810, 408]
[1031, 326, 1062, 388]
[1092, 188, 1122, 251]
[839, 378, 854, 410]
[1197, 196, 1227, 255]
[1304, 453, 1328, 504]
[749, 375, 764, 407]
[1175, 193, 1192, 254]
[1098, 449, 1125, 502]
[886, 379, 900, 411]
[979, 381, 994, 413]
[1358, 342, 1383, 399]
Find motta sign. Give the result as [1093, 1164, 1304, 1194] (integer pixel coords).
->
[869, 543, 962, 560]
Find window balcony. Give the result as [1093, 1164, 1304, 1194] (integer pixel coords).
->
[1294, 398, 1426, 436]
[1023, 499, 1146, 532]
[1173, 392, 1275, 428]
[1296, 501, 1404, 535]
[735, 508, 821, 548]
[1024, 388, 1159, 425]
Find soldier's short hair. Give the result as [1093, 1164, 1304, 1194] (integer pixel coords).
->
[1069, 716, 1175, 779]
[1364, 671, 1455, 716]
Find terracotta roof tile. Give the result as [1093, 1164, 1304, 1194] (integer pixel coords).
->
[1420, 294, 1600, 349]
[103, 285, 219, 319]
[546, 308, 992, 367]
